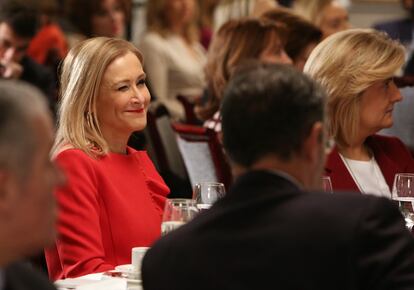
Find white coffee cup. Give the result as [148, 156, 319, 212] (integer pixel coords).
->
[131, 247, 149, 273]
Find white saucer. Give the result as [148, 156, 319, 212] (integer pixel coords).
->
[115, 264, 135, 274]
[104, 265, 141, 284]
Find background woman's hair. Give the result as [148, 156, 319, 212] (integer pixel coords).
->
[196, 17, 285, 121]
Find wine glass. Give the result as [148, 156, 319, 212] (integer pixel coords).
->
[161, 199, 198, 236]
[392, 173, 414, 230]
[321, 176, 333, 193]
[193, 182, 226, 211]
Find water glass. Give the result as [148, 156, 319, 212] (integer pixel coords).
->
[161, 199, 198, 235]
[193, 182, 226, 211]
[392, 173, 414, 229]
[321, 176, 333, 193]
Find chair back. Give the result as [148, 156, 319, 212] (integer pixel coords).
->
[145, 105, 188, 179]
[176, 95, 201, 125]
[171, 122, 232, 190]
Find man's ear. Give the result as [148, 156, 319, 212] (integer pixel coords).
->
[301, 121, 324, 164]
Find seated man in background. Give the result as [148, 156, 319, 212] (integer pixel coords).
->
[0, 1, 57, 114]
[0, 80, 64, 289]
[142, 62, 414, 290]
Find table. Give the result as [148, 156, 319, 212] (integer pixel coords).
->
[55, 272, 142, 290]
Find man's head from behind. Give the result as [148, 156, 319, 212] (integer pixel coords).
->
[0, 1, 39, 63]
[0, 81, 63, 266]
[221, 62, 326, 189]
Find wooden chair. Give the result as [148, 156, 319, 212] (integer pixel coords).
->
[171, 122, 233, 191]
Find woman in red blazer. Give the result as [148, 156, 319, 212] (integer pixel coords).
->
[304, 29, 414, 196]
[45, 38, 169, 280]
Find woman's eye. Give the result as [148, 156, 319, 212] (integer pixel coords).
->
[118, 85, 128, 91]
[137, 79, 146, 86]
[384, 78, 393, 89]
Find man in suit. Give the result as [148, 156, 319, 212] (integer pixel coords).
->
[0, 80, 64, 289]
[142, 63, 414, 290]
[0, 1, 57, 114]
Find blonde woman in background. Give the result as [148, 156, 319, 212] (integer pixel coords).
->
[139, 0, 206, 121]
[293, 0, 349, 38]
[304, 29, 414, 196]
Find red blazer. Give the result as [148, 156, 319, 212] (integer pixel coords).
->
[325, 135, 414, 192]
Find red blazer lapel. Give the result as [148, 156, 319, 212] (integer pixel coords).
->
[325, 147, 360, 193]
[366, 137, 399, 190]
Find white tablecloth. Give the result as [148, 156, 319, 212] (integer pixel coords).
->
[55, 272, 142, 290]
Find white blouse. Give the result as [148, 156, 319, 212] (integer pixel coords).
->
[139, 32, 206, 120]
[340, 155, 391, 198]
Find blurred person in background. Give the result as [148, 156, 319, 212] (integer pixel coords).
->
[373, 0, 414, 153]
[45, 37, 169, 280]
[0, 80, 64, 290]
[139, 0, 206, 121]
[27, 0, 68, 73]
[0, 0, 57, 114]
[197, 0, 220, 49]
[305, 29, 414, 195]
[373, 0, 414, 52]
[262, 7, 322, 71]
[293, 0, 350, 39]
[64, 0, 131, 46]
[213, 0, 278, 30]
[196, 18, 291, 133]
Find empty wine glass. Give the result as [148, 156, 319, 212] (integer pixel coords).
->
[193, 182, 226, 211]
[161, 199, 198, 236]
[321, 176, 333, 193]
[392, 173, 414, 230]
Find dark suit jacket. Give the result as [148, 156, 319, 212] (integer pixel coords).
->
[373, 18, 414, 75]
[20, 56, 57, 115]
[142, 170, 414, 290]
[326, 135, 414, 192]
[4, 262, 56, 290]
[373, 18, 413, 45]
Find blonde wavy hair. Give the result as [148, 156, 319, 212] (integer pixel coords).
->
[146, 0, 199, 43]
[53, 37, 143, 158]
[293, 0, 333, 25]
[304, 28, 405, 147]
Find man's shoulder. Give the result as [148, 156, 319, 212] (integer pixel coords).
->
[4, 262, 55, 290]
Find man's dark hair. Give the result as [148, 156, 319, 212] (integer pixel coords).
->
[0, 1, 39, 38]
[221, 62, 325, 167]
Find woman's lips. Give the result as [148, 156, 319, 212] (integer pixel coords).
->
[126, 108, 144, 114]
